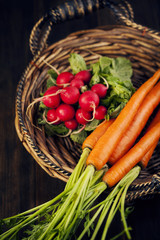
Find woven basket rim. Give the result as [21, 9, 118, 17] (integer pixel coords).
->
[15, 24, 160, 199]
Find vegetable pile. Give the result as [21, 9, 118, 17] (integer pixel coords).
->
[37, 53, 134, 144]
[1, 56, 160, 240]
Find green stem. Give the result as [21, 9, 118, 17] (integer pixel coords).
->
[83, 182, 107, 211]
[110, 227, 132, 240]
[65, 148, 91, 191]
[38, 165, 95, 240]
[63, 174, 107, 240]
[77, 166, 141, 240]
[88, 184, 120, 214]
[2, 195, 65, 222]
[90, 168, 107, 187]
[64, 170, 92, 230]
[100, 187, 125, 240]
[91, 192, 118, 240]
[120, 166, 141, 239]
[120, 185, 132, 240]
[77, 205, 104, 240]
[0, 189, 69, 239]
[62, 165, 96, 240]
[47, 231, 57, 240]
[64, 177, 107, 240]
[101, 166, 141, 240]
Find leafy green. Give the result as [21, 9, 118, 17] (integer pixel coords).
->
[110, 57, 133, 82]
[70, 130, 87, 144]
[91, 62, 101, 75]
[46, 78, 56, 88]
[38, 118, 46, 125]
[101, 74, 134, 118]
[69, 53, 87, 74]
[99, 56, 112, 73]
[38, 101, 49, 111]
[83, 213, 94, 237]
[81, 85, 88, 93]
[37, 103, 49, 125]
[85, 119, 100, 131]
[47, 69, 58, 80]
[89, 62, 101, 87]
[46, 69, 58, 88]
[45, 123, 69, 136]
[89, 73, 100, 87]
[69, 120, 100, 144]
[106, 102, 127, 119]
[89, 56, 135, 119]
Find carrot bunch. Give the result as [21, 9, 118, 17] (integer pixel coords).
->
[79, 108, 160, 240]
[77, 69, 160, 239]
[1, 69, 160, 240]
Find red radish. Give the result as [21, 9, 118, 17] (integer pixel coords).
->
[65, 119, 78, 130]
[43, 86, 61, 108]
[95, 106, 107, 120]
[56, 72, 74, 88]
[75, 70, 91, 84]
[76, 108, 92, 125]
[56, 104, 75, 121]
[46, 109, 61, 125]
[91, 84, 108, 98]
[60, 86, 80, 105]
[70, 78, 84, 89]
[79, 90, 99, 112]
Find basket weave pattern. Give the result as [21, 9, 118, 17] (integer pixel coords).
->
[15, 2, 160, 201]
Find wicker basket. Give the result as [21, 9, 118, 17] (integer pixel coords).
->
[15, 0, 160, 202]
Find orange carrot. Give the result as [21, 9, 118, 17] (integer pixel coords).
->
[82, 119, 115, 150]
[102, 121, 160, 188]
[109, 81, 160, 165]
[86, 69, 160, 170]
[140, 109, 160, 168]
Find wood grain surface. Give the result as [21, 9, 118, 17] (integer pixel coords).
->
[0, 0, 160, 239]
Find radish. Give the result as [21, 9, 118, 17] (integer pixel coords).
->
[70, 78, 84, 90]
[56, 72, 74, 88]
[60, 86, 80, 105]
[65, 119, 78, 130]
[91, 84, 108, 98]
[79, 90, 99, 112]
[76, 108, 92, 125]
[56, 104, 75, 121]
[75, 70, 91, 84]
[95, 105, 107, 120]
[43, 86, 61, 108]
[46, 109, 61, 125]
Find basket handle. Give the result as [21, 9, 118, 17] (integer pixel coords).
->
[29, 0, 135, 55]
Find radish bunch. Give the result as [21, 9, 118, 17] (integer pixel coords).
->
[37, 53, 134, 143]
[42, 70, 108, 131]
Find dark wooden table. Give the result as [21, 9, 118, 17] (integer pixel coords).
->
[0, 0, 160, 239]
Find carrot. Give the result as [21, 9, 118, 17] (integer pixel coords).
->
[109, 81, 160, 165]
[140, 109, 160, 168]
[79, 109, 160, 240]
[82, 119, 115, 150]
[86, 69, 160, 170]
[65, 119, 114, 190]
[102, 121, 160, 188]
